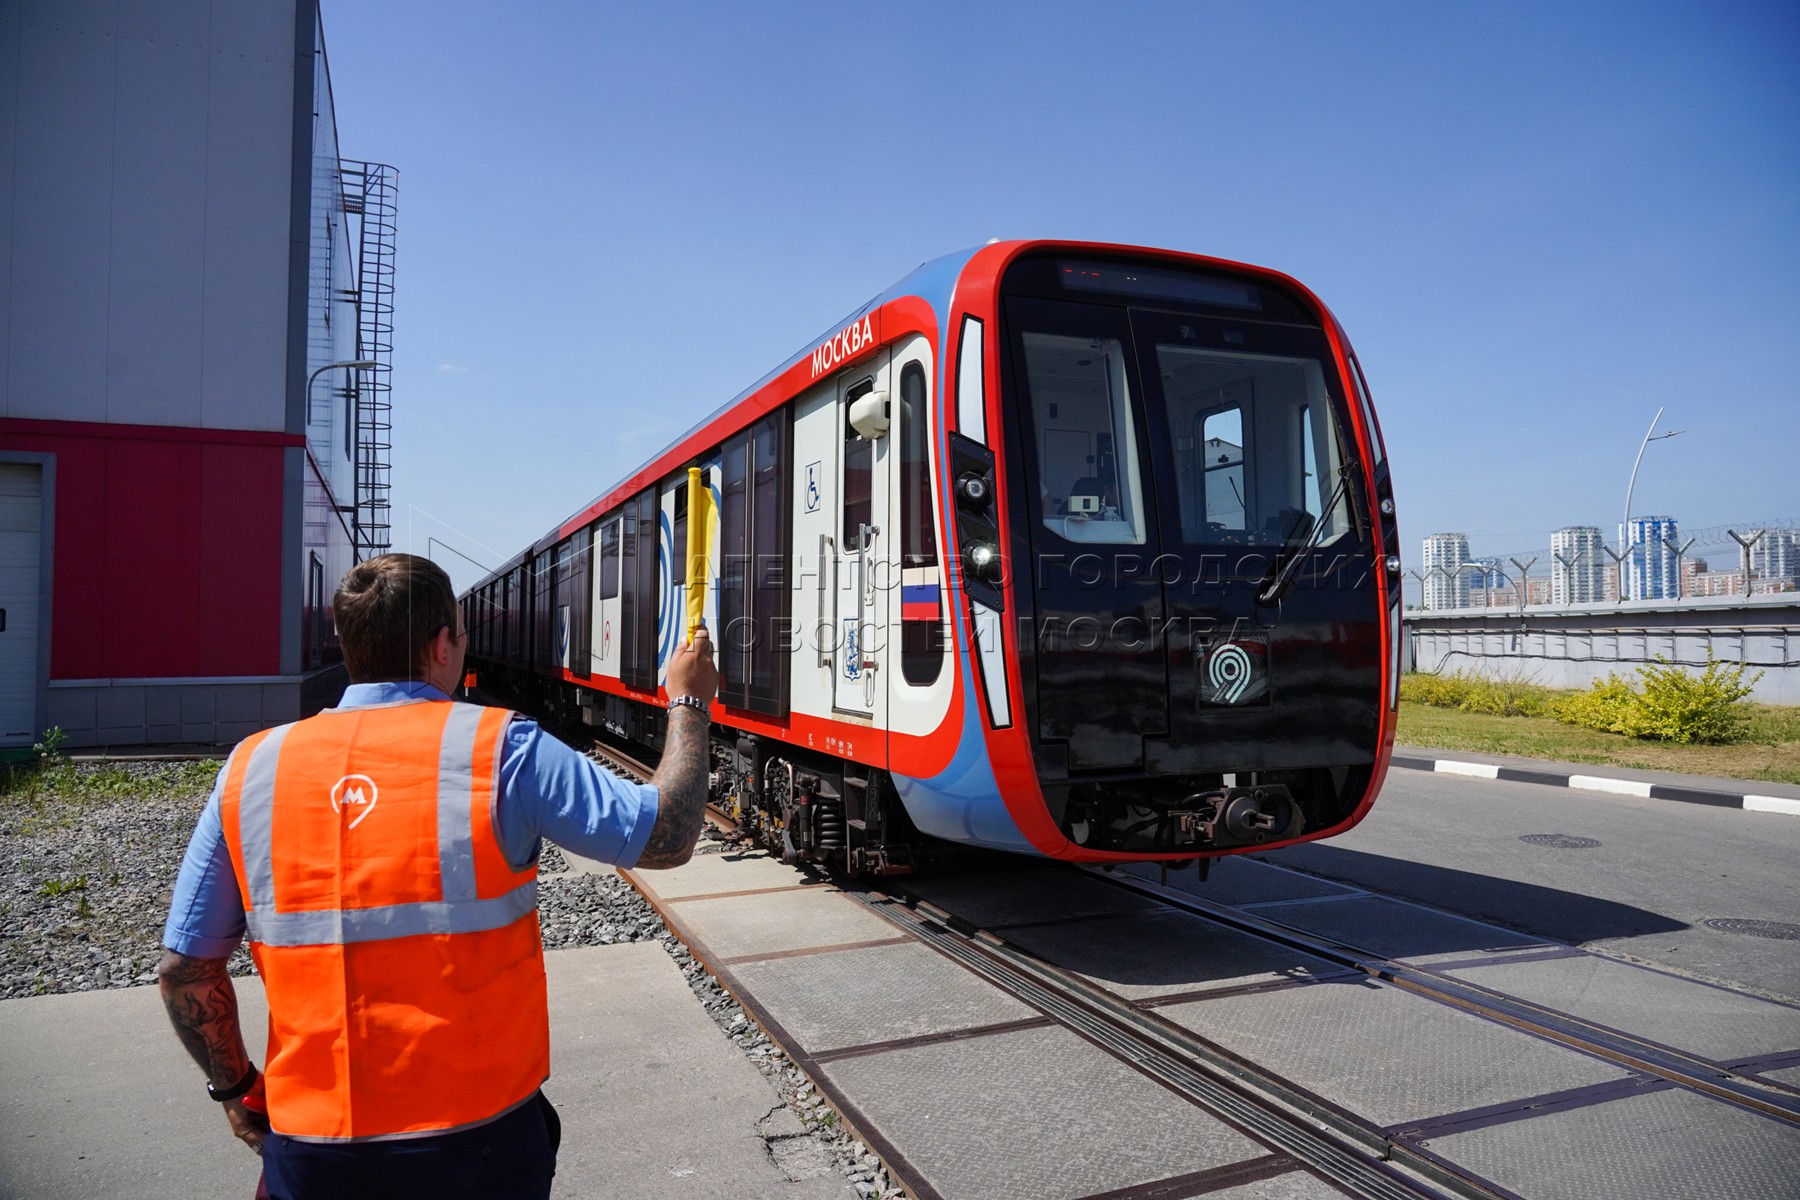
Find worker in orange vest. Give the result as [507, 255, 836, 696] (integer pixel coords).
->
[157, 553, 717, 1198]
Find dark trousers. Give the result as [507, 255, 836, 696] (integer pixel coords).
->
[261, 1092, 560, 1200]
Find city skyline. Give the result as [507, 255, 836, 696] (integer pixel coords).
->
[1414, 518, 1799, 609]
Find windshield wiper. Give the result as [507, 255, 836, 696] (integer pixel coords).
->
[1257, 462, 1355, 605]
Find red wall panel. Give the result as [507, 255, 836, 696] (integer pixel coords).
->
[0, 420, 293, 679]
[198, 442, 284, 674]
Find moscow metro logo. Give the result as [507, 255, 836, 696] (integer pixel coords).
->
[1199, 636, 1270, 707]
[330, 774, 380, 829]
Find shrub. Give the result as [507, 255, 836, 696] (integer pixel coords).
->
[1630, 657, 1760, 744]
[1549, 673, 1639, 735]
[1399, 671, 1552, 717]
[1551, 658, 1761, 744]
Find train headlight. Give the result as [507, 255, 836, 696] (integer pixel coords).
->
[956, 472, 991, 507]
[1385, 555, 1401, 574]
[967, 542, 1001, 583]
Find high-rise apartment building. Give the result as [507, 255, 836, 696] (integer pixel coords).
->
[1422, 533, 1471, 610]
[1622, 516, 1679, 600]
[1749, 530, 1799, 585]
[1551, 526, 1607, 605]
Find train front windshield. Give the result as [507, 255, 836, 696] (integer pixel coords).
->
[999, 254, 1382, 853]
[1021, 331, 1352, 551]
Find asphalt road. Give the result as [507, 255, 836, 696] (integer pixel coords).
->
[1255, 770, 1800, 1003]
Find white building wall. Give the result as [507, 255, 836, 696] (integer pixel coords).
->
[0, 1, 300, 433]
[303, 20, 361, 507]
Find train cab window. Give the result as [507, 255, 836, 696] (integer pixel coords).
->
[843, 379, 874, 548]
[1155, 342, 1350, 546]
[1022, 332, 1147, 545]
[898, 361, 944, 686]
[1199, 405, 1247, 530]
[599, 519, 620, 600]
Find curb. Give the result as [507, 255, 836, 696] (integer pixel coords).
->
[1389, 755, 1800, 817]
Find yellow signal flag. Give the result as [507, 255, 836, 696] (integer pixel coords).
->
[685, 466, 716, 640]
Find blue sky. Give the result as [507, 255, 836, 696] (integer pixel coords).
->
[321, 1, 1799, 593]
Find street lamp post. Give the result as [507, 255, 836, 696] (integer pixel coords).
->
[1620, 406, 1683, 601]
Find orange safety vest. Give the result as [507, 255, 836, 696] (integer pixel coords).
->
[218, 698, 548, 1140]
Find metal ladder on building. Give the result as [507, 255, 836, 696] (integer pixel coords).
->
[341, 159, 398, 557]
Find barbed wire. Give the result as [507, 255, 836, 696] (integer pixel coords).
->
[1467, 516, 1800, 577]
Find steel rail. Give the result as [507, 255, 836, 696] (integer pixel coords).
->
[583, 738, 1463, 1198]
[1093, 868, 1800, 1128]
[861, 888, 1496, 1200]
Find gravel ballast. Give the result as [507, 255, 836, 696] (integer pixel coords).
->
[1, 761, 904, 1198]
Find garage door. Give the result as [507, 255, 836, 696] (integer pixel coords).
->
[0, 464, 44, 748]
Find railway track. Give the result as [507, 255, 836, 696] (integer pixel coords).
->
[580, 737, 1800, 1200]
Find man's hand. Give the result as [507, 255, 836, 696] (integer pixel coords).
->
[667, 625, 718, 703]
[225, 1074, 270, 1155]
[637, 629, 717, 869]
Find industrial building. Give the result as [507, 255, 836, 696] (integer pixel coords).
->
[0, 1, 394, 749]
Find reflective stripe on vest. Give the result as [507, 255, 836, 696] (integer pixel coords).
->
[234, 705, 536, 946]
[220, 700, 548, 1141]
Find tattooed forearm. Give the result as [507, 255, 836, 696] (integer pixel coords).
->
[157, 949, 253, 1087]
[636, 706, 710, 869]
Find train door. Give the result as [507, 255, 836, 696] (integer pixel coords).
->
[886, 337, 951, 747]
[1126, 307, 1379, 773]
[832, 352, 891, 722]
[1006, 297, 1171, 774]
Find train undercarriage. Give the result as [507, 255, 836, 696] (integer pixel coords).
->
[473, 666, 1365, 878]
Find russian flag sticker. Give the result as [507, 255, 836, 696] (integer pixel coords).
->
[901, 566, 941, 621]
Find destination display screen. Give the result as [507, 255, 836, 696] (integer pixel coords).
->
[1057, 261, 1263, 311]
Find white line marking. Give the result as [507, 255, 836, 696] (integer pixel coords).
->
[1567, 775, 1653, 797]
[1435, 760, 1500, 779]
[1744, 795, 1800, 816]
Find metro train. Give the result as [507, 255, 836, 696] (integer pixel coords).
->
[462, 240, 1401, 875]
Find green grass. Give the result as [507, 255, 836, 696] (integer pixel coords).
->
[1, 759, 221, 832]
[1397, 700, 1800, 785]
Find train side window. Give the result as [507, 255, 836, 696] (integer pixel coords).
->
[719, 410, 791, 716]
[599, 519, 620, 600]
[843, 378, 874, 548]
[620, 490, 659, 690]
[671, 482, 688, 587]
[898, 361, 944, 686]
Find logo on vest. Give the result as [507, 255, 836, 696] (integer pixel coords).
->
[330, 774, 380, 829]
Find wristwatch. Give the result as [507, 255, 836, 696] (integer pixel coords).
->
[208, 1065, 259, 1103]
[668, 695, 710, 719]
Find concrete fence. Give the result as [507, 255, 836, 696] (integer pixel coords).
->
[1403, 594, 1800, 706]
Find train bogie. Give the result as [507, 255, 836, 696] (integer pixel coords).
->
[464, 241, 1400, 874]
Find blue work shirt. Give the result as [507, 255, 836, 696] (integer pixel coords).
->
[162, 682, 660, 959]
